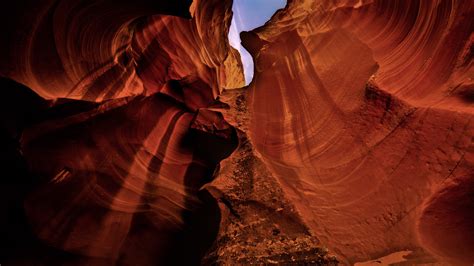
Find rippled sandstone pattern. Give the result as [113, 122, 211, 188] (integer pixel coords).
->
[1, 0, 243, 264]
[243, 0, 473, 265]
[0, 0, 473, 265]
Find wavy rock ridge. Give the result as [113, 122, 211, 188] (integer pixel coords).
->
[1, 0, 243, 264]
[243, 0, 473, 264]
[0, 0, 473, 265]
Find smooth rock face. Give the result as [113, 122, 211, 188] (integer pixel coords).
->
[1, 0, 242, 264]
[0, 0, 472, 265]
[0, 0, 244, 100]
[244, 0, 473, 264]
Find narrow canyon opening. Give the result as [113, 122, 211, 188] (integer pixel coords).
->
[228, 0, 286, 85]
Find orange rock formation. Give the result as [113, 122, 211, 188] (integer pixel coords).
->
[0, 0, 472, 265]
[243, 0, 473, 264]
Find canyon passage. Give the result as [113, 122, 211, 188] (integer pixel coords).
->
[0, 0, 473, 265]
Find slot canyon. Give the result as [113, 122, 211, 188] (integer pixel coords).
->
[0, 0, 473, 265]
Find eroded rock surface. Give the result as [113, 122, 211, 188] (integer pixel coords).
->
[0, 0, 472, 265]
[203, 88, 338, 265]
[243, 0, 473, 265]
[1, 0, 244, 264]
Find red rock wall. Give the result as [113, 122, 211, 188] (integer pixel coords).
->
[0, 0, 472, 265]
[0, 0, 243, 264]
[244, 0, 473, 264]
[0, 0, 243, 100]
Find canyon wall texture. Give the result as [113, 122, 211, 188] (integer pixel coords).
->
[243, 0, 473, 264]
[1, 0, 244, 264]
[0, 0, 473, 265]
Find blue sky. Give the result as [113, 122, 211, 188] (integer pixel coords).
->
[228, 0, 287, 85]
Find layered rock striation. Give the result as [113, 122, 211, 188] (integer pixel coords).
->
[243, 0, 473, 264]
[0, 0, 472, 265]
[1, 0, 243, 264]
